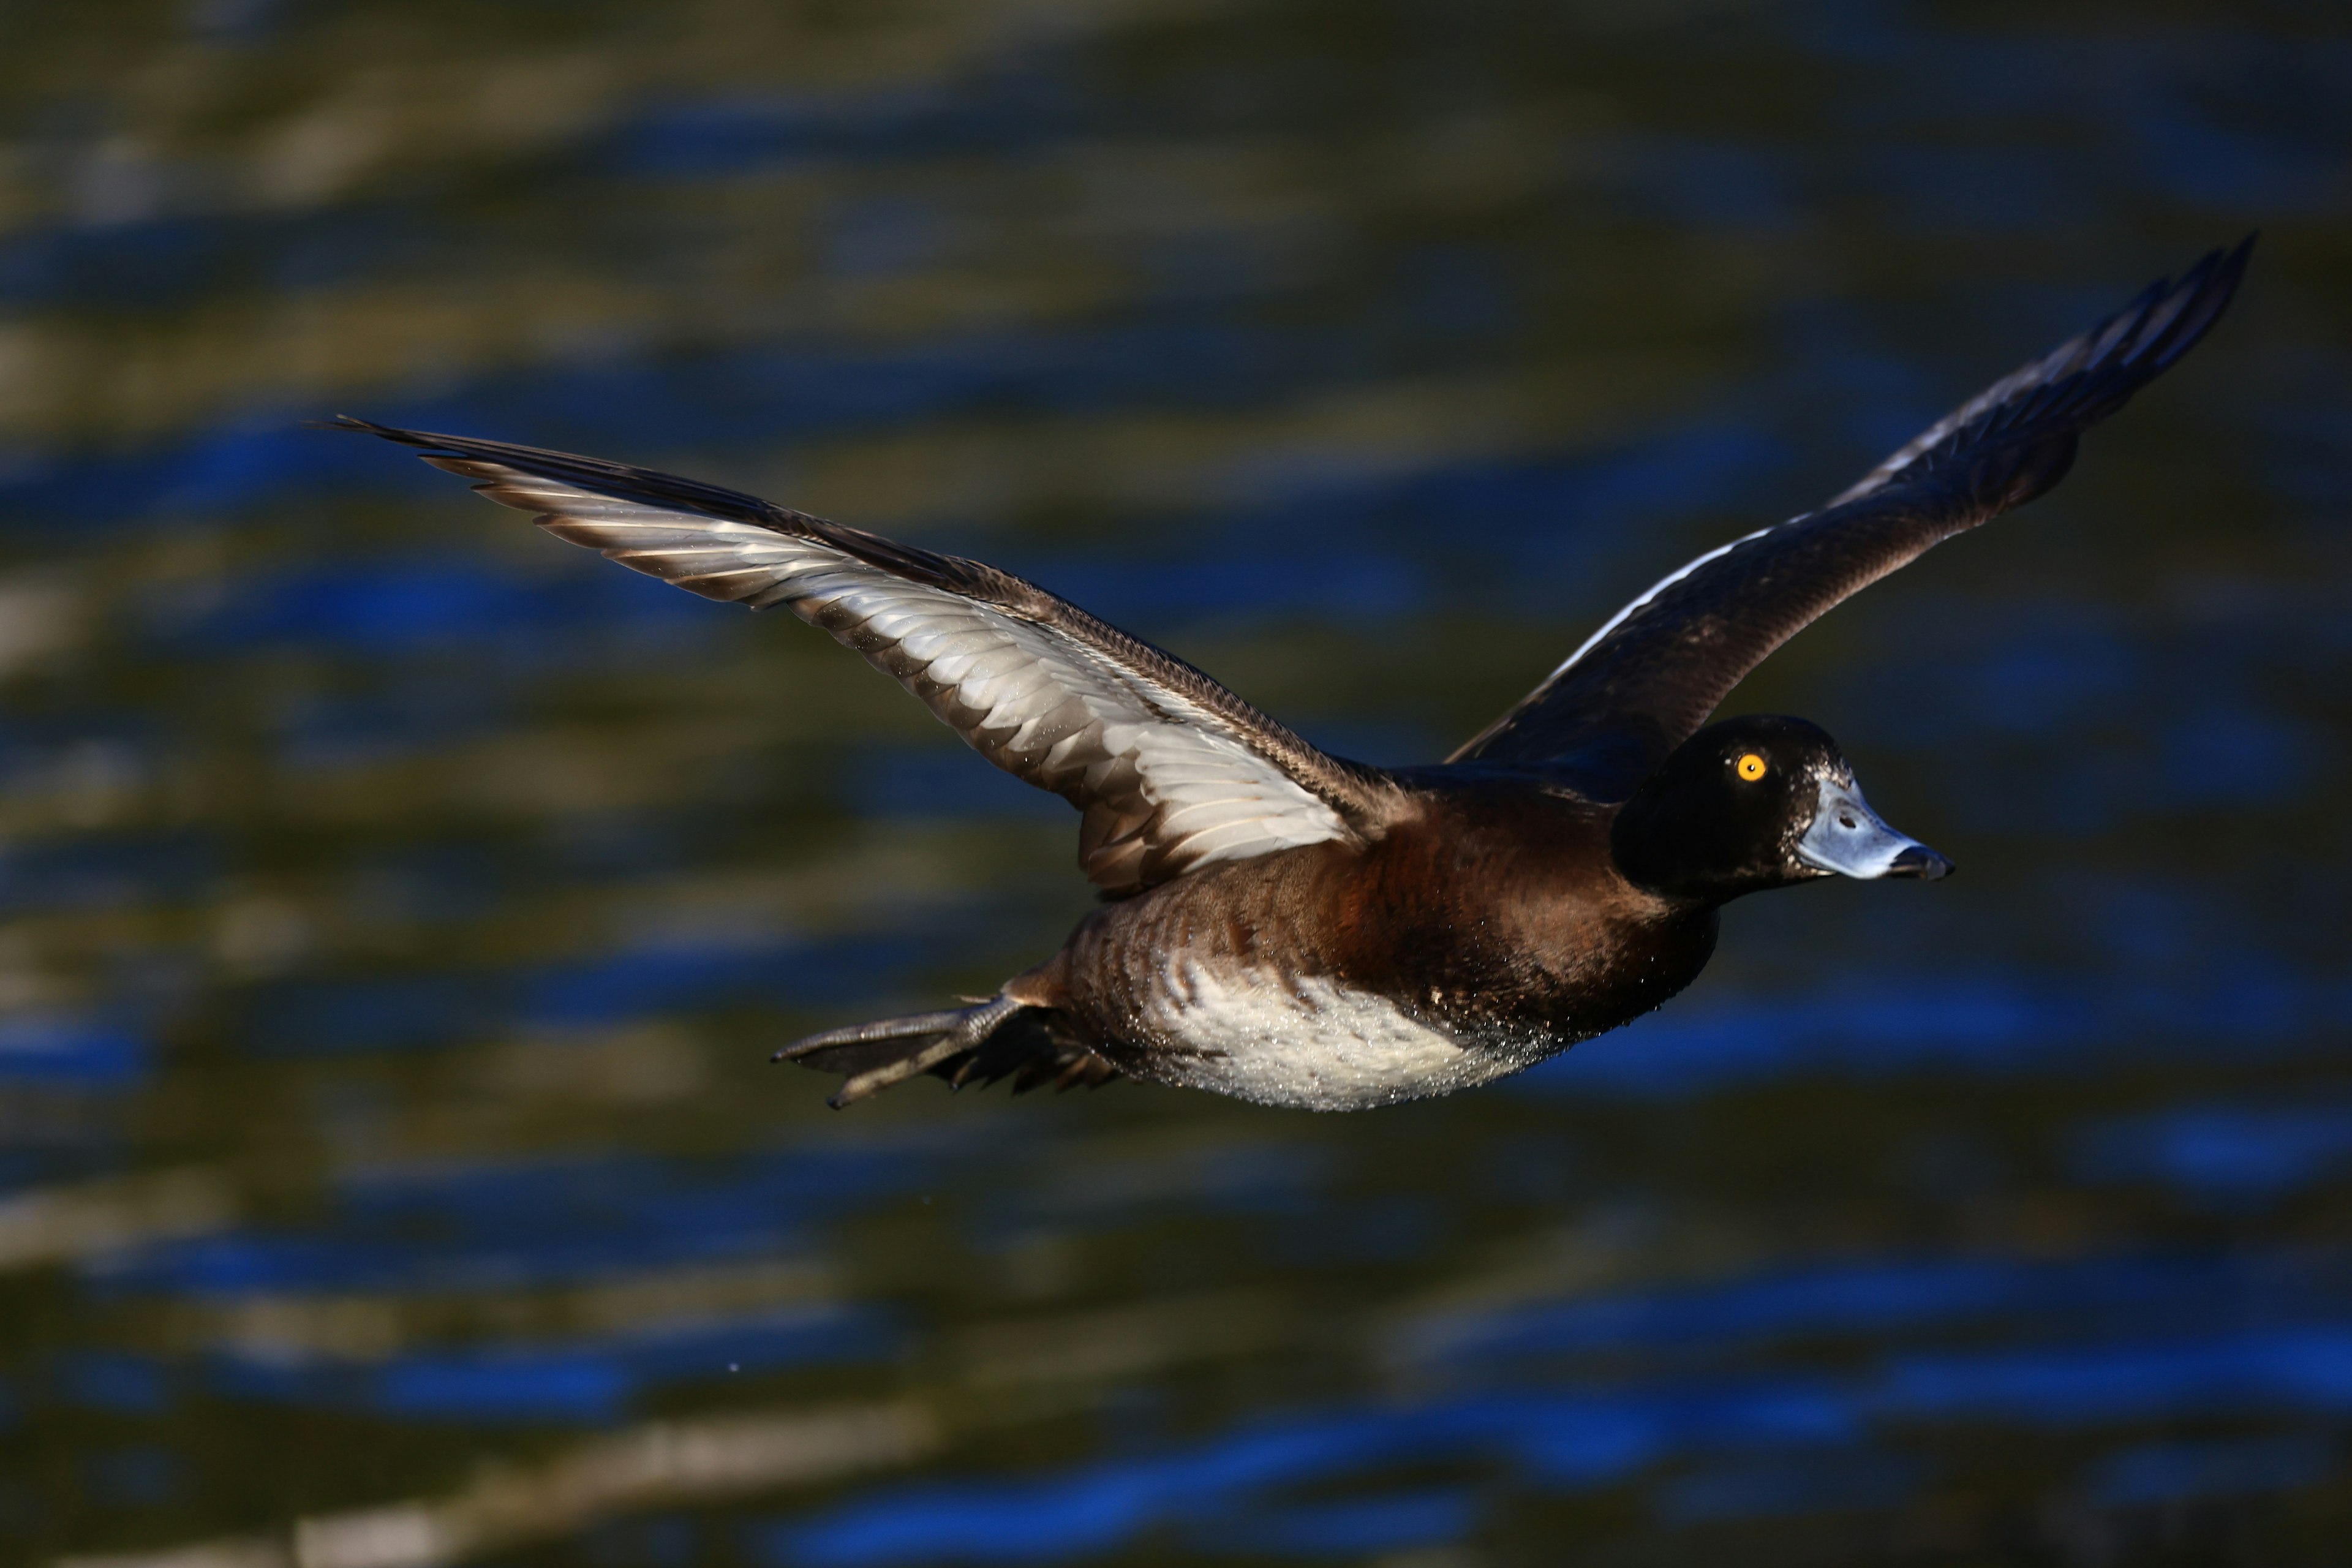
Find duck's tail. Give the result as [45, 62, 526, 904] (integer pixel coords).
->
[772, 996, 1119, 1107]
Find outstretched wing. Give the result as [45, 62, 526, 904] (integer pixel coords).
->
[1451, 238, 2253, 798]
[337, 420, 1401, 895]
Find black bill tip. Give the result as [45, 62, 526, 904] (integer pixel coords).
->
[1886, 845, 1955, 881]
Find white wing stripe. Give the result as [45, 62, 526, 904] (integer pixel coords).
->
[1539, 521, 1782, 684]
[436, 460, 1376, 892]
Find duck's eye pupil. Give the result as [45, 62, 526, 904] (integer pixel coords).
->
[1839, 813, 1857, 829]
[1736, 753, 1767, 781]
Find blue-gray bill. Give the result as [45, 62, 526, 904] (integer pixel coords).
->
[1795, 778, 1954, 881]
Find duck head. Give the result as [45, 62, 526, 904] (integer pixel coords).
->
[1610, 715, 1952, 905]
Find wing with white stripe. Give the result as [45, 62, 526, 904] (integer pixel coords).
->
[1449, 239, 2251, 799]
[338, 420, 1401, 895]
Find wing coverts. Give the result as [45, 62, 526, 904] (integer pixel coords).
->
[334, 421, 1396, 895]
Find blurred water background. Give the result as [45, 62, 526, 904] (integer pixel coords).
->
[0, 1, 2346, 1563]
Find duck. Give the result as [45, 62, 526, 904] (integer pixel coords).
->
[335, 238, 2250, 1112]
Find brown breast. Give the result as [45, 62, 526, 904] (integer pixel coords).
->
[1029, 777, 1720, 1057]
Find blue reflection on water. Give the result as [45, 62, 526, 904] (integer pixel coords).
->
[1834, 615, 2325, 824]
[156, 558, 711, 657]
[271, 685, 509, 775]
[55, 1351, 170, 1414]
[2161, 707, 2317, 807]
[978, 1140, 1331, 1237]
[2076, 1101, 2352, 1208]
[212, 1303, 891, 1424]
[88, 1143, 941, 1300]
[1520, 962, 2350, 1097]
[244, 973, 495, 1056]
[1006, 552, 1419, 627]
[843, 745, 1068, 821]
[769, 1385, 1849, 1567]
[233, 927, 951, 1057]
[0, 1012, 148, 1087]
[742, 1240, 2352, 1561]
[1657, 1449, 1921, 1525]
[91, 1220, 790, 1299]
[342, 1144, 941, 1243]
[769, 1315, 2352, 1566]
[613, 72, 1081, 179]
[524, 933, 940, 1027]
[1193, 1488, 1476, 1556]
[1401, 1254, 2185, 1368]
[2128, 67, 2352, 217]
[1624, 141, 1796, 232]
[2088, 1433, 2335, 1507]
[1939, 627, 2141, 740]
[1224, 426, 1785, 569]
[0, 834, 215, 918]
[1865, 145, 2077, 233]
[1398, 1248, 2352, 1374]
[0, 191, 423, 312]
[0, 216, 232, 313]
[175, 564, 581, 652]
[1880, 1328, 2352, 1423]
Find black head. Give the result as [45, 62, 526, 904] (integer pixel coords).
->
[1610, 715, 1952, 905]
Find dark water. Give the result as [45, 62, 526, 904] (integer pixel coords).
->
[1, 2, 2348, 1564]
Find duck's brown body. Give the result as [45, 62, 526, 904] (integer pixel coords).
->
[1009, 782, 1719, 1109]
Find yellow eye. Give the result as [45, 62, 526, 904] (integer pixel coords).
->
[1736, 753, 1768, 782]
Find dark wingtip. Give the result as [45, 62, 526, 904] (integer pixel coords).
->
[310, 414, 436, 445]
[2084, 238, 2253, 391]
[1962, 236, 2255, 513]
[314, 416, 802, 530]
[2138, 233, 2256, 374]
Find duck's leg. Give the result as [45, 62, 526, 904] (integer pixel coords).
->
[774, 995, 1029, 1107]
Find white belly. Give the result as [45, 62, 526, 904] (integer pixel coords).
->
[1133, 960, 1542, 1112]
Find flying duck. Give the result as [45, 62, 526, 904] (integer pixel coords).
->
[336, 238, 2250, 1111]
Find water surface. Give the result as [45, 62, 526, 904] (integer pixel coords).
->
[1, 2, 2348, 1563]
